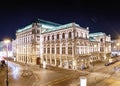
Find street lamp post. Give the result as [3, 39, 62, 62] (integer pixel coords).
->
[4, 39, 10, 86]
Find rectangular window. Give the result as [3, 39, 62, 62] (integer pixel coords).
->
[62, 47, 66, 54]
[44, 48, 46, 54]
[52, 48, 54, 54]
[100, 47, 104, 52]
[68, 47, 72, 54]
[57, 34, 59, 39]
[47, 48, 50, 54]
[56, 47, 60, 54]
[37, 36, 40, 38]
[37, 47, 40, 51]
[76, 47, 79, 54]
[37, 38, 40, 41]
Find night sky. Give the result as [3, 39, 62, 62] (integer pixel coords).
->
[0, 0, 120, 40]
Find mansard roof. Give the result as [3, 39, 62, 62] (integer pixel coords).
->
[17, 19, 61, 33]
[42, 22, 80, 33]
[89, 32, 106, 37]
[16, 19, 87, 33]
[37, 19, 61, 26]
[89, 37, 96, 42]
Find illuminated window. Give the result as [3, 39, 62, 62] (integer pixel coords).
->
[68, 47, 72, 54]
[62, 47, 66, 54]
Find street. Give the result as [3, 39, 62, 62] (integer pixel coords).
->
[1, 59, 120, 86]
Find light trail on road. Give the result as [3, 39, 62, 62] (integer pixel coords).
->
[8, 62, 22, 80]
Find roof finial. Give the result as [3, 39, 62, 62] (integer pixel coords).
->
[86, 27, 89, 30]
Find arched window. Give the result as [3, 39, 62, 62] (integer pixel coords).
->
[77, 32, 78, 37]
[37, 29, 40, 34]
[47, 36, 50, 40]
[85, 34, 87, 39]
[100, 38, 103, 42]
[69, 32, 72, 38]
[62, 33, 65, 39]
[81, 33, 83, 37]
[52, 35, 54, 40]
[57, 34, 59, 39]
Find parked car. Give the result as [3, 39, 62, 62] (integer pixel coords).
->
[105, 59, 119, 66]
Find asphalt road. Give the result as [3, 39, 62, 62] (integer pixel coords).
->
[1, 59, 120, 86]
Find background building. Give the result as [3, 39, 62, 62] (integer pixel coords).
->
[111, 39, 120, 56]
[0, 41, 13, 60]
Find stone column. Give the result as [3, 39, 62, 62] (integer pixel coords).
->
[60, 44, 62, 67]
[50, 45, 52, 65]
[55, 44, 57, 66]
[55, 57, 57, 66]
[45, 55, 48, 63]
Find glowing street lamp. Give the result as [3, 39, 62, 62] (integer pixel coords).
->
[116, 43, 120, 52]
[4, 39, 10, 86]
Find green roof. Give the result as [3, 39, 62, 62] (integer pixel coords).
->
[42, 22, 86, 33]
[89, 32, 105, 37]
[43, 23, 76, 33]
[17, 24, 32, 32]
[17, 19, 61, 33]
[38, 19, 61, 26]
[89, 37, 96, 41]
[17, 19, 86, 33]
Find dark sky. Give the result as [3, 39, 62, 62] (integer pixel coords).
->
[0, 0, 120, 40]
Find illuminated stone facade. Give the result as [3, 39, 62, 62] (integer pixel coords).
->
[16, 19, 111, 69]
[16, 22, 41, 64]
[89, 32, 111, 62]
[42, 23, 89, 69]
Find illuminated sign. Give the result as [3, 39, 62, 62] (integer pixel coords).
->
[80, 77, 87, 86]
